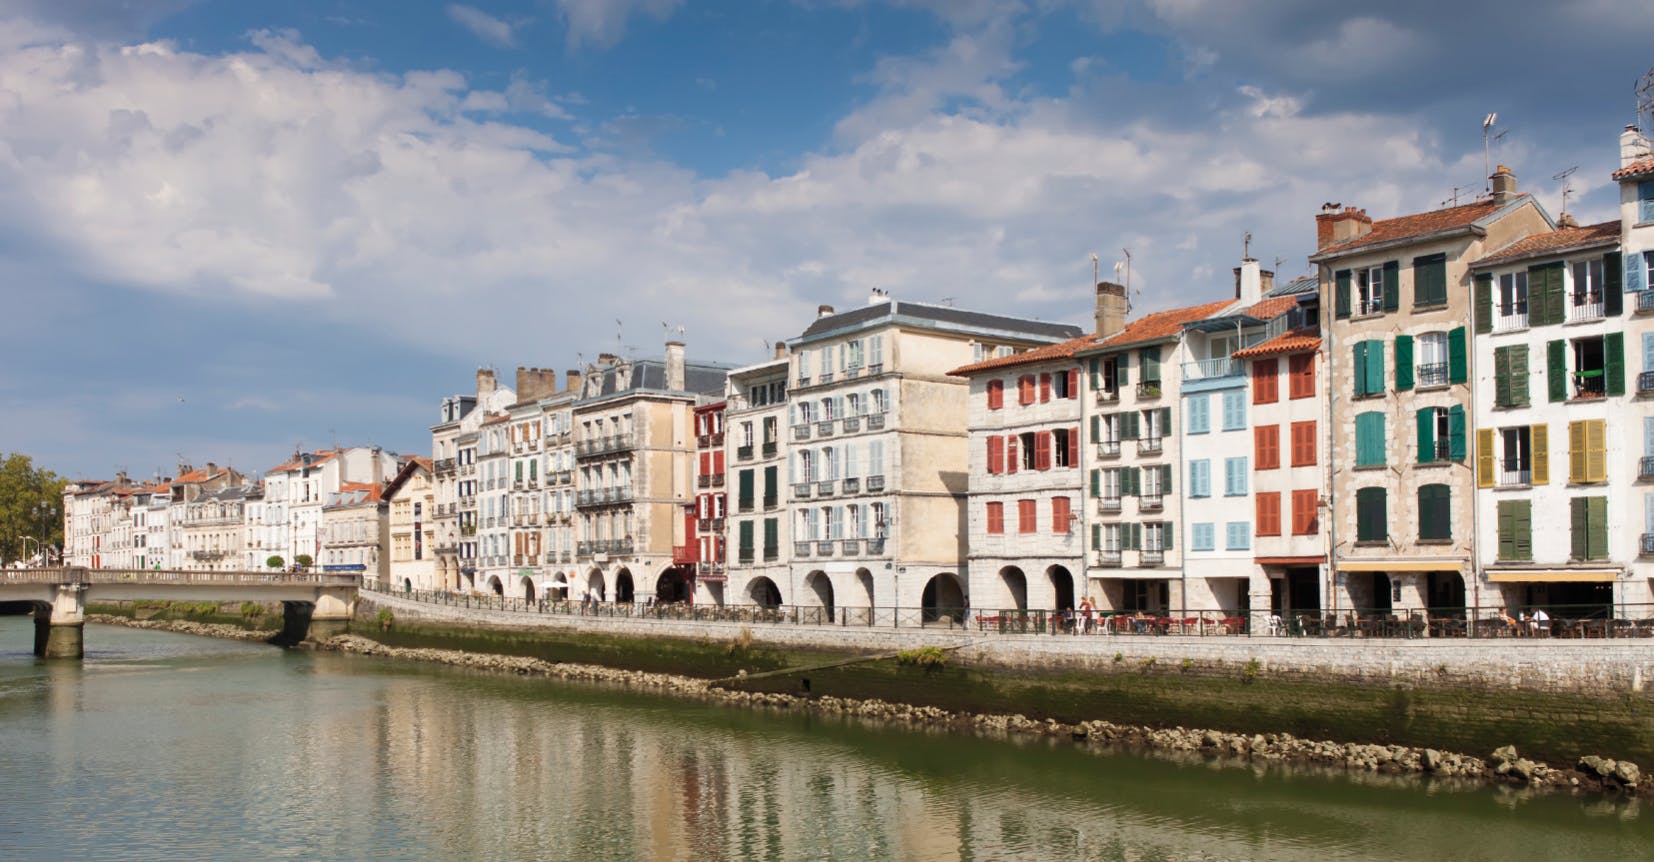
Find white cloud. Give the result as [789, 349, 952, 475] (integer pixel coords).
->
[550, 0, 682, 49]
[446, 4, 519, 47]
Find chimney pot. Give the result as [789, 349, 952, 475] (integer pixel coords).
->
[565, 369, 581, 393]
[1094, 281, 1127, 340]
[1490, 165, 1517, 206]
[817, 304, 835, 319]
[665, 341, 686, 392]
[774, 339, 787, 360]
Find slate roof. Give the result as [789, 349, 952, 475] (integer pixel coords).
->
[1470, 220, 1620, 268]
[582, 358, 731, 400]
[947, 333, 1101, 376]
[1233, 329, 1322, 359]
[1269, 275, 1319, 296]
[1314, 198, 1510, 258]
[1612, 157, 1654, 181]
[797, 300, 1082, 343]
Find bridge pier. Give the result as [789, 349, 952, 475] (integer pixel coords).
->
[279, 588, 356, 644]
[34, 584, 86, 659]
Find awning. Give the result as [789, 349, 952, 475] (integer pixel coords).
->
[1485, 569, 1619, 583]
[1337, 561, 1464, 573]
[1255, 556, 1324, 567]
[1090, 571, 1176, 581]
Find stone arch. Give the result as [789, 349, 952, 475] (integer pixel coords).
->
[587, 569, 606, 602]
[921, 572, 966, 624]
[521, 576, 536, 603]
[1047, 564, 1075, 612]
[487, 575, 504, 596]
[804, 570, 835, 622]
[855, 567, 875, 607]
[654, 565, 694, 604]
[550, 572, 569, 601]
[999, 566, 1028, 611]
[748, 576, 783, 609]
[402, 577, 413, 593]
[615, 568, 636, 604]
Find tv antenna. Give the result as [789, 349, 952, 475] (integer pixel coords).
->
[1637, 67, 1654, 133]
[1090, 252, 1099, 287]
[1242, 231, 1253, 260]
[1441, 185, 1477, 207]
[1115, 247, 1134, 314]
[1481, 113, 1508, 193]
[1553, 166, 1579, 218]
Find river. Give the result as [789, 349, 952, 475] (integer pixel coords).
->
[0, 618, 1650, 861]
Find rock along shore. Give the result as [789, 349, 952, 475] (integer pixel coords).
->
[85, 613, 278, 643]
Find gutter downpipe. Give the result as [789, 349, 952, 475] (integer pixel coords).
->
[1323, 265, 1340, 622]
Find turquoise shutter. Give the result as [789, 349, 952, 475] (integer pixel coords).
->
[1116, 355, 1129, 389]
[1448, 405, 1466, 461]
[1091, 524, 1101, 550]
[1090, 469, 1101, 498]
[1606, 332, 1625, 396]
[1395, 334, 1414, 391]
[1448, 327, 1467, 384]
[1629, 252, 1646, 294]
[1089, 357, 1100, 389]
[1353, 341, 1368, 395]
[1641, 181, 1654, 224]
[1547, 340, 1567, 403]
[1645, 417, 1654, 459]
[1366, 340, 1385, 394]
[1382, 261, 1400, 312]
[1416, 408, 1434, 463]
[1644, 333, 1654, 374]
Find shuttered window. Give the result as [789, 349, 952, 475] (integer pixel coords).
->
[1017, 375, 1036, 405]
[1493, 345, 1529, 406]
[1252, 358, 1278, 404]
[986, 501, 1004, 534]
[1256, 492, 1281, 536]
[1189, 459, 1211, 498]
[1288, 353, 1315, 399]
[1051, 497, 1072, 534]
[1413, 253, 1448, 307]
[986, 436, 1003, 474]
[1140, 347, 1161, 383]
[1476, 428, 1496, 488]
[1528, 263, 1565, 326]
[738, 469, 755, 510]
[1017, 499, 1036, 533]
[1568, 419, 1607, 484]
[763, 518, 778, 557]
[1225, 521, 1251, 551]
[1224, 457, 1248, 496]
[1291, 489, 1319, 535]
[1255, 425, 1280, 469]
[1187, 394, 1210, 434]
[1191, 523, 1215, 551]
[1354, 412, 1386, 466]
[1474, 272, 1493, 334]
[1496, 500, 1531, 561]
[738, 521, 754, 560]
[1353, 339, 1385, 395]
[1570, 496, 1609, 561]
[1290, 420, 1316, 466]
[1222, 390, 1246, 430]
[986, 379, 1004, 410]
[1417, 484, 1451, 541]
[1335, 269, 1352, 318]
[1355, 487, 1387, 542]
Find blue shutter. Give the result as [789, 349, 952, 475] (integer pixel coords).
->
[1643, 333, 1654, 374]
[1646, 494, 1654, 540]
[1630, 253, 1646, 294]
[1645, 417, 1654, 459]
[1188, 395, 1209, 434]
[1641, 181, 1654, 224]
[1222, 390, 1246, 430]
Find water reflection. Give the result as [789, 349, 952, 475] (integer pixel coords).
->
[0, 619, 1651, 861]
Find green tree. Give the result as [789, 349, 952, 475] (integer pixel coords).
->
[0, 453, 66, 566]
[294, 554, 313, 570]
[266, 555, 285, 570]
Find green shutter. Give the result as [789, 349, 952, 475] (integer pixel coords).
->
[1448, 327, 1467, 384]
[1513, 500, 1532, 560]
[1606, 252, 1624, 316]
[1448, 405, 1466, 461]
[1088, 357, 1100, 389]
[1382, 260, 1400, 312]
[1089, 469, 1101, 498]
[1159, 407, 1172, 432]
[1353, 341, 1368, 395]
[765, 518, 778, 552]
[1497, 501, 1516, 560]
[1163, 522, 1174, 550]
[1141, 347, 1161, 382]
[1493, 347, 1511, 407]
[1570, 497, 1588, 560]
[1474, 273, 1493, 334]
[1413, 254, 1446, 306]
[1588, 497, 1608, 560]
[1161, 464, 1173, 494]
[1395, 334, 1414, 391]
[1525, 266, 1545, 326]
[1544, 263, 1566, 325]
[1129, 523, 1142, 550]
[1511, 345, 1529, 405]
[739, 470, 755, 508]
[1089, 415, 1100, 443]
[1115, 355, 1129, 389]
[1415, 408, 1434, 463]
[1366, 339, 1385, 394]
[1606, 331, 1625, 396]
[1091, 523, 1101, 551]
[1336, 270, 1351, 319]
[1547, 340, 1567, 403]
[1122, 412, 1139, 439]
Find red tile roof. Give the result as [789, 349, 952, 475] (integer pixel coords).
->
[1612, 157, 1654, 181]
[1470, 220, 1620, 267]
[1091, 300, 1235, 350]
[1316, 198, 1504, 257]
[1238, 296, 1300, 320]
[1233, 329, 1321, 359]
[947, 333, 1101, 376]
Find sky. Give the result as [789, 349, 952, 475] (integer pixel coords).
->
[2, 0, 1651, 479]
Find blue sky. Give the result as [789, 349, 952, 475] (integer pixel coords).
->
[2, 0, 1651, 478]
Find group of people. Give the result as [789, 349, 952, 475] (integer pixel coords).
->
[1494, 606, 1552, 636]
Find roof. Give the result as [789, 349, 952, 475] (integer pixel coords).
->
[1470, 220, 1620, 268]
[325, 483, 384, 508]
[580, 358, 731, 401]
[1269, 275, 1318, 296]
[1612, 157, 1654, 181]
[174, 466, 225, 484]
[1314, 198, 1506, 258]
[1079, 300, 1235, 354]
[1233, 329, 1322, 359]
[948, 333, 1101, 376]
[1239, 295, 1299, 320]
[382, 458, 431, 501]
[796, 300, 1082, 344]
[266, 449, 341, 474]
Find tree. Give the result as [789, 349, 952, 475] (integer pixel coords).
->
[294, 554, 313, 570]
[266, 555, 284, 570]
[0, 453, 66, 565]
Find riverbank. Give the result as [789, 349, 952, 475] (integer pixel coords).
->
[84, 613, 278, 642]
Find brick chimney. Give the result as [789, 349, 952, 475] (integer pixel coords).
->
[773, 339, 787, 360]
[476, 368, 497, 400]
[514, 367, 560, 402]
[1094, 281, 1126, 340]
[1558, 212, 1579, 229]
[665, 340, 686, 392]
[1315, 204, 1372, 250]
[596, 353, 619, 366]
[1490, 165, 1517, 206]
[565, 369, 582, 393]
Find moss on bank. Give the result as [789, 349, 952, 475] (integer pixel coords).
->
[89, 600, 280, 634]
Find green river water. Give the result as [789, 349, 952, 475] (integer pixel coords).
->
[0, 618, 1650, 861]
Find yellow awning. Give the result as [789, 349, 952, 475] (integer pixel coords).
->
[1337, 561, 1464, 573]
[1485, 569, 1618, 583]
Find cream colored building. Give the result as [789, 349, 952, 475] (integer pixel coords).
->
[384, 458, 435, 591]
[180, 485, 254, 572]
[320, 482, 388, 581]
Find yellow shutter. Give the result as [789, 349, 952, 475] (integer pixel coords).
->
[1476, 428, 1495, 488]
[1530, 424, 1548, 485]
[1586, 419, 1607, 483]
[1568, 420, 1585, 484]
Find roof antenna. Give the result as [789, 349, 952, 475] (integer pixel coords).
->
[1482, 113, 1498, 194]
[1115, 247, 1134, 315]
[1242, 231, 1253, 260]
[1553, 166, 1579, 218]
[1090, 252, 1099, 288]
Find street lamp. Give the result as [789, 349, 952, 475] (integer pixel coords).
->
[20, 535, 38, 566]
[34, 502, 57, 565]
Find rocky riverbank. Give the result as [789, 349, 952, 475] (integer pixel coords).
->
[86, 613, 278, 643]
[315, 633, 1647, 798]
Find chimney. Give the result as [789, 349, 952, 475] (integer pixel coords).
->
[565, 369, 582, 393]
[665, 341, 686, 391]
[773, 339, 787, 360]
[1621, 124, 1651, 169]
[1233, 259, 1263, 304]
[1094, 281, 1126, 340]
[1558, 212, 1579, 229]
[206, 462, 217, 477]
[476, 368, 497, 400]
[1314, 204, 1372, 250]
[1260, 269, 1275, 295]
[817, 304, 835, 319]
[1490, 165, 1517, 206]
[597, 353, 619, 366]
[867, 288, 891, 306]
[515, 367, 559, 402]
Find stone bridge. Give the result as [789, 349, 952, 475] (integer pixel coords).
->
[0, 567, 360, 658]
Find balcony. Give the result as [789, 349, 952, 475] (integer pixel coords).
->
[697, 432, 726, 449]
[763, 494, 780, 510]
[816, 540, 835, 557]
[843, 416, 861, 433]
[1098, 496, 1122, 513]
[1643, 534, 1654, 557]
[842, 477, 860, 494]
[1416, 362, 1449, 388]
[672, 544, 697, 564]
[1638, 290, 1654, 314]
[711, 474, 725, 488]
[1639, 371, 1654, 396]
[867, 363, 883, 376]
[841, 539, 860, 555]
[575, 434, 637, 459]
[1096, 550, 1122, 568]
[763, 546, 780, 561]
[1140, 493, 1164, 511]
[1182, 358, 1240, 380]
[816, 481, 835, 497]
[1571, 371, 1607, 400]
[793, 424, 812, 441]
[1136, 381, 1163, 399]
[737, 445, 754, 461]
[1567, 293, 1605, 323]
[1498, 460, 1532, 487]
[820, 371, 835, 384]
[1495, 303, 1528, 332]
[1641, 457, 1654, 482]
[1097, 440, 1121, 458]
[793, 483, 813, 499]
[697, 475, 712, 489]
[513, 479, 525, 490]
[1140, 549, 1165, 566]
[817, 421, 835, 438]
[796, 375, 811, 387]
[867, 414, 886, 431]
[794, 541, 811, 558]
[1095, 388, 1120, 405]
[1420, 438, 1452, 464]
[1137, 437, 1164, 455]
[762, 442, 778, 458]
[867, 538, 886, 555]
[434, 458, 456, 475]
[866, 475, 885, 492]
[1357, 297, 1383, 316]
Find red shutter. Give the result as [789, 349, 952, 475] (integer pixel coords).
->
[1255, 425, 1280, 470]
[1292, 489, 1319, 535]
[1291, 421, 1316, 466]
[1039, 373, 1051, 402]
[1034, 432, 1051, 470]
[1067, 426, 1080, 468]
[1019, 499, 1037, 533]
[1289, 354, 1315, 399]
[713, 450, 724, 473]
[1256, 492, 1281, 536]
[987, 379, 1004, 410]
[1252, 358, 1279, 404]
[1066, 369, 1079, 398]
[986, 501, 1004, 534]
[1006, 437, 1018, 473]
[987, 435, 1003, 474]
[1051, 496, 1071, 533]
[699, 453, 711, 475]
[1018, 375, 1035, 405]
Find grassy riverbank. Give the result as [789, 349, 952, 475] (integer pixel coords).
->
[88, 600, 281, 634]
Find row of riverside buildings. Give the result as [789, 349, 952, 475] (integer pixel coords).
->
[59, 123, 1654, 624]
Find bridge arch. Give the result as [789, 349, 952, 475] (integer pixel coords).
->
[803, 570, 835, 623]
[654, 566, 694, 604]
[614, 568, 636, 603]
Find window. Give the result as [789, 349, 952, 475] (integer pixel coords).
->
[1417, 484, 1451, 541]
[1568, 419, 1607, 484]
[1054, 369, 1074, 399]
[1255, 425, 1280, 469]
[1221, 390, 1246, 430]
[1415, 332, 1448, 388]
[1498, 427, 1533, 486]
[1289, 421, 1316, 466]
[1256, 492, 1281, 536]
[738, 469, 755, 511]
[1223, 457, 1248, 496]
[1100, 468, 1122, 502]
[1144, 522, 1170, 552]
[985, 502, 1004, 534]
[1187, 394, 1210, 434]
[1288, 353, 1315, 399]
[1413, 253, 1447, 307]
[1291, 489, 1319, 535]
[764, 518, 779, 559]
[1568, 258, 1604, 322]
[1353, 340, 1385, 396]
[1570, 496, 1609, 561]
[1059, 427, 1079, 468]
[1039, 373, 1052, 403]
[986, 435, 1004, 474]
[986, 379, 1004, 410]
[1189, 459, 1211, 497]
[1191, 522, 1215, 551]
[1252, 358, 1278, 404]
[1355, 487, 1387, 542]
[1017, 375, 1036, 405]
[1017, 499, 1037, 534]
[1496, 271, 1529, 330]
[1020, 431, 1040, 470]
[1358, 266, 1385, 315]
[1225, 521, 1250, 551]
[1496, 499, 1532, 561]
[1051, 497, 1072, 533]
[1140, 347, 1162, 385]
[1493, 345, 1530, 407]
[1641, 180, 1654, 224]
[1354, 412, 1386, 466]
[1415, 406, 1460, 464]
